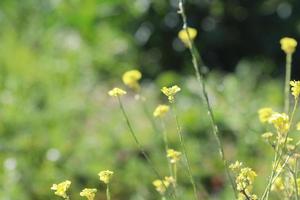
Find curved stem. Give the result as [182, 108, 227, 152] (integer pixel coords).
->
[177, 0, 237, 197]
[116, 97, 177, 199]
[171, 106, 198, 200]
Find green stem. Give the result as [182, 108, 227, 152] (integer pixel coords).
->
[106, 184, 111, 200]
[261, 141, 281, 199]
[171, 105, 201, 200]
[177, 0, 236, 197]
[173, 163, 177, 186]
[117, 97, 161, 178]
[295, 159, 299, 200]
[284, 53, 292, 114]
[263, 98, 299, 199]
[116, 97, 176, 199]
[139, 94, 161, 136]
[160, 118, 173, 179]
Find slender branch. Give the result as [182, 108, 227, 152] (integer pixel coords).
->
[177, 0, 237, 197]
[284, 53, 292, 114]
[171, 106, 199, 200]
[116, 97, 177, 199]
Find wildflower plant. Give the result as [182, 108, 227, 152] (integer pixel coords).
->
[99, 170, 114, 200]
[49, 1, 300, 200]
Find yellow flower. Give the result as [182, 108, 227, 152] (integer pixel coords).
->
[152, 176, 173, 195]
[268, 112, 290, 133]
[229, 161, 243, 173]
[167, 149, 182, 164]
[258, 107, 273, 123]
[51, 180, 71, 199]
[122, 70, 142, 91]
[280, 37, 297, 54]
[297, 122, 300, 130]
[290, 80, 300, 99]
[161, 85, 181, 103]
[153, 105, 170, 117]
[98, 170, 114, 184]
[108, 88, 127, 97]
[271, 177, 285, 191]
[80, 188, 97, 200]
[236, 167, 257, 191]
[178, 27, 198, 47]
[261, 132, 274, 140]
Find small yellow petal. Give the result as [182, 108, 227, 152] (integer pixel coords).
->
[280, 37, 297, 54]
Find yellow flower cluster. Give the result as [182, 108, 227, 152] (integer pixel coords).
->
[108, 87, 127, 97]
[161, 85, 181, 103]
[280, 37, 297, 54]
[258, 108, 290, 133]
[261, 132, 274, 140]
[230, 162, 257, 200]
[268, 112, 290, 133]
[236, 167, 257, 199]
[51, 180, 71, 199]
[167, 149, 182, 164]
[153, 104, 170, 118]
[98, 170, 114, 184]
[80, 188, 97, 200]
[229, 161, 243, 173]
[258, 107, 273, 123]
[178, 27, 198, 47]
[290, 80, 300, 99]
[122, 70, 142, 91]
[152, 176, 174, 195]
[271, 177, 285, 192]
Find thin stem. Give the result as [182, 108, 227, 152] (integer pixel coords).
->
[160, 118, 173, 179]
[261, 139, 280, 200]
[284, 53, 292, 114]
[160, 118, 170, 155]
[177, 0, 237, 197]
[106, 184, 111, 200]
[171, 106, 198, 200]
[290, 98, 298, 125]
[116, 97, 177, 199]
[139, 94, 161, 136]
[173, 163, 177, 186]
[294, 159, 299, 200]
[117, 97, 161, 178]
[262, 98, 299, 199]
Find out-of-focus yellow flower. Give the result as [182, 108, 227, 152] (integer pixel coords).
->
[280, 37, 297, 54]
[229, 161, 243, 173]
[108, 88, 127, 97]
[236, 167, 257, 191]
[122, 70, 142, 91]
[51, 180, 71, 199]
[271, 177, 285, 191]
[167, 149, 182, 164]
[290, 80, 300, 99]
[261, 132, 274, 140]
[153, 105, 170, 118]
[152, 176, 174, 195]
[258, 108, 273, 123]
[296, 122, 300, 131]
[161, 85, 181, 103]
[80, 188, 97, 200]
[178, 27, 197, 47]
[268, 112, 290, 133]
[98, 170, 114, 184]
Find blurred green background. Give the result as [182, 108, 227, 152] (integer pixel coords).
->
[0, 0, 300, 199]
